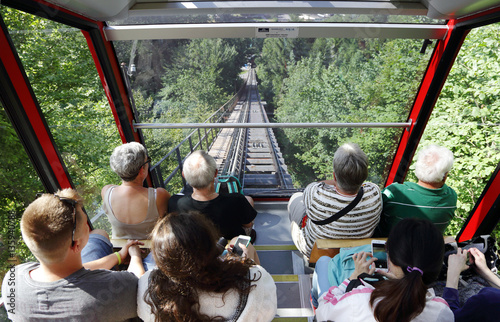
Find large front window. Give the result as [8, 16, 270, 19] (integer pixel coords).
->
[113, 35, 433, 189]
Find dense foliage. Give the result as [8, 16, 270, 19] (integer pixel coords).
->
[416, 24, 500, 238]
[257, 37, 431, 185]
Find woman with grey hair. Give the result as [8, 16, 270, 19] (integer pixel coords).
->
[102, 142, 170, 240]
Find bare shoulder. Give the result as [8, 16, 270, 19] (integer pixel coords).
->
[156, 187, 171, 200]
[101, 184, 115, 198]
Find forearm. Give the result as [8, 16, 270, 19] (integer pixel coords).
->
[83, 252, 119, 270]
[480, 270, 500, 289]
[446, 265, 461, 290]
[446, 269, 462, 289]
[127, 255, 145, 278]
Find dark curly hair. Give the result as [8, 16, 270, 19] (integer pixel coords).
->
[144, 211, 258, 321]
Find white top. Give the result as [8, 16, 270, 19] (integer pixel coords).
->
[316, 279, 454, 322]
[137, 265, 277, 321]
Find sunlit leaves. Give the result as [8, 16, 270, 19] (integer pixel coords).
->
[418, 23, 500, 238]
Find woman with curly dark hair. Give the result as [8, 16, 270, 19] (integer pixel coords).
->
[137, 211, 277, 321]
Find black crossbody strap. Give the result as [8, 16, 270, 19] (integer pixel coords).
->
[310, 186, 364, 226]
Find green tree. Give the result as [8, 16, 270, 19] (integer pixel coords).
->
[272, 37, 430, 186]
[417, 23, 500, 237]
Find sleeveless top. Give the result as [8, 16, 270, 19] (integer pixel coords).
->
[103, 186, 160, 239]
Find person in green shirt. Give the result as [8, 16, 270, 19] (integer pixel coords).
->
[375, 145, 457, 237]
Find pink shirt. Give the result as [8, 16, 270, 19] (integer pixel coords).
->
[316, 279, 454, 322]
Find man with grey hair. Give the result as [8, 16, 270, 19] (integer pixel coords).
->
[168, 150, 257, 241]
[288, 143, 382, 258]
[375, 144, 457, 236]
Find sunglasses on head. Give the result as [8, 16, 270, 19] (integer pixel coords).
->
[141, 156, 151, 168]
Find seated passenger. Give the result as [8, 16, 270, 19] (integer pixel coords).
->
[315, 218, 453, 322]
[168, 150, 257, 241]
[137, 212, 277, 321]
[288, 143, 382, 258]
[1, 189, 144, 321]
[102, 142, 170, 239]
[376, 144, 457, 236]
[443, 247, 500, 321]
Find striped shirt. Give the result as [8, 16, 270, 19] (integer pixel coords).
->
[297, 182, 382, 256]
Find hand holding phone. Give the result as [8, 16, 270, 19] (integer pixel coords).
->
[232, 235, 251, 256]
[371, 240, 388, 271]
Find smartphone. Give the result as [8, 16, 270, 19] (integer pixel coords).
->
[371, 240, 388, 271]
[233, 235, 251, 256]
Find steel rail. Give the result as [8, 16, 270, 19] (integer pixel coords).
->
[257, 85, 288, 189]
[255, 82, 291, 189]
[218, 71, 253, 176]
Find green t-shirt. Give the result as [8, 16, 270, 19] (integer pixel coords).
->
[375, 182, 457, 237]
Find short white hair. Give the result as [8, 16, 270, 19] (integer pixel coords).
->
[414, 145, 454, 183]
[183, 150, 217, 189]
[110, 142, 147, 181]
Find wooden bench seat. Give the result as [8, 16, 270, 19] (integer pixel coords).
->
[309, 236, 453, 265]
[309, 238, 387, 265]
[110, 239, 151, 249]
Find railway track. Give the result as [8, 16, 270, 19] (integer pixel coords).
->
[209, 68, 293, 195]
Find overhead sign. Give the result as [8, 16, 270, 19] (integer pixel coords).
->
[255, 27, 299, 38]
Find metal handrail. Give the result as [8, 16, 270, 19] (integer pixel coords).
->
[135, 121, 412, 129]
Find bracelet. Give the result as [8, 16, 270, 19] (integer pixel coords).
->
[114, 252, 122, 265]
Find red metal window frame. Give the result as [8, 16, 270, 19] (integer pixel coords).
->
[385, 19, 467, 186]
[0, 19, 72, 190]
[82, 26, 142, 144]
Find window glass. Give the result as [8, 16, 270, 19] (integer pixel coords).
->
[0, 103, 41, 274]
[417, 22, 500, 237]
[1, 6, 121, 232]
[114, 36, 433, 192]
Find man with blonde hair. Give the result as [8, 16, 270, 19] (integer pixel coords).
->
[288, 143, 382, 258]
[1, 189, 144, 320]
[376, 144, 457, 236]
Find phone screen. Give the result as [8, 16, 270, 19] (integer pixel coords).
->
[233, 236, 250, 256]
[372, 242, 388, 269]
